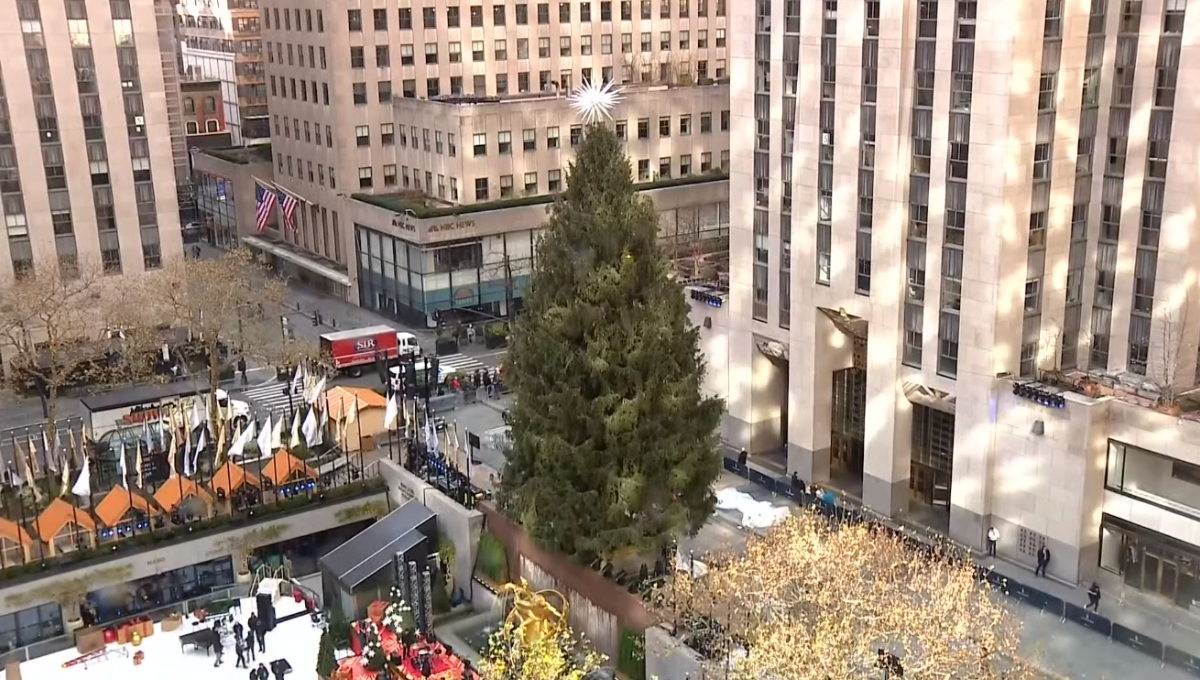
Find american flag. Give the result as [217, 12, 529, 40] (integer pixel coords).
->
[277, 187, 299, 234]
[254, 181, 277, 233]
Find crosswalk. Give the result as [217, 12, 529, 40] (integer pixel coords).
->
[436, 353, 489, 376]
[236, 382, 301, 417]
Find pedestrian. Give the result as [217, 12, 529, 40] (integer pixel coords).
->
[233, 619, 244, 642]
[238, 356, 248, 385]
[244, 623, 257, 662]
[235, 633, 249, 668]
[193, 245, 202, 259]
[790, 472, 806, 503]
[254, 613, 267, 653]
[466, 323, 476, 345]
[213, 634, 224, 667]
[1086, 582, 1101, 611]
[737, 447, 748, 470]
[986, 526, 999, 556]
[1035, 544, 1051, 577]
[256, 662, 270, 680]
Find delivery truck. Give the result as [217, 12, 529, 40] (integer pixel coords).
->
[320, 326, 422, 376]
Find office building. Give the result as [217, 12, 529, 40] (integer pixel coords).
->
[0, 0, 189, 278]
[192, 0, 731, 321]
[177, 0, 271, 145]
[716, 0, 1200, 608]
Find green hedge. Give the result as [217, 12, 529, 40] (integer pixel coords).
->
[316, 628, 337, 679]
[617, 628, 646, 680]
[476, 530, 508, 584]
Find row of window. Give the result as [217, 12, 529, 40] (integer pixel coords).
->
[330, 0, 728, 34]
[270, 56, 722, 108]
[186, 120, 222, 134]
[344, 30, 727, 71]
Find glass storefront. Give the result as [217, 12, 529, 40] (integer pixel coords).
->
[195, 171, 239, 249]
[1100, 514, 1200, 610]
[356, 225, 533, 326]
[85, 556, 235, 625]
[0, 603, 64, 655]
[1106, 439, 1200, 520]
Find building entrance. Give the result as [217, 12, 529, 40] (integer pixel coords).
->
[831, 367, 865, 474]
[910, 404, 954, 509]
[1102, 516, 1200, 609]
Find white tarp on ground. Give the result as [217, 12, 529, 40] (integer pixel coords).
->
[715, 487, 791, 529]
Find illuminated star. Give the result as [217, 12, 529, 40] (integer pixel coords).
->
[568, 80, 623, 125]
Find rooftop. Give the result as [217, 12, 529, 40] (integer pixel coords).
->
[201, 144, 273, 165]
[1031, 368, 1200, 419]
[354, 169, 728, 218]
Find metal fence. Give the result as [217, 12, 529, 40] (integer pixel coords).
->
[722, 455, 1200, 678]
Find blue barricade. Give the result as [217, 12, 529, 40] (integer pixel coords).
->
[1063, 602, 1112, 636]
[1112, 623, 1163, 659]
[1164, 646, 1200, 678]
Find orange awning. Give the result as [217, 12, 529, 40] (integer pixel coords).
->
[153, 477, 214, 513]
[36, 497, 95, 544]
[209, 462, 261, 497]
[94, 486, 160, 527]
[262, 449, 318, 487]
[0, 516, 33, 547]
[325, 386, 387, 421]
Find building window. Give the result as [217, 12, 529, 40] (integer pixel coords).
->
[474, 177, 489, 200]
[524, 172, 537, 194]
[473, 133, 487, 156]
[548, 169, 562, 192]
[359, 167, 373, 189]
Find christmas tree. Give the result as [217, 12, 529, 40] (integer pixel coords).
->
[500, 123, 723, 561]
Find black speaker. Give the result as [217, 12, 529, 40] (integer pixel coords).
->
[256, 592, 277, 631]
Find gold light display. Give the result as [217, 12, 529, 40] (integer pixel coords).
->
[653, 515, 1042, 680]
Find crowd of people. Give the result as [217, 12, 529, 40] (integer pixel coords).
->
[206, 611, 276, 679]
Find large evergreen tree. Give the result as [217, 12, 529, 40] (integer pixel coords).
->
[500, 124, 723, 561]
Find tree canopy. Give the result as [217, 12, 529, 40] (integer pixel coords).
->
[499, 123, 723, 561]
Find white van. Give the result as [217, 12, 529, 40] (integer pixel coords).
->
[388, 359, 452, 392]
[396, 331, 422, 358]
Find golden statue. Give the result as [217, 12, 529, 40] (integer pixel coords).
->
[499, 578, 569, 647]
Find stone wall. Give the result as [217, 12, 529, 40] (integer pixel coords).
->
[379, 459, 484, 598]
[477, 503, 655, 657]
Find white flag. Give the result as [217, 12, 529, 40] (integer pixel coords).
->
[270, 415, 284, 450]
[183, 430, 193, 477]
[257, 414, 273, 457]
[42, 430, 56, 473]
[119, 439, 128, 487]
[384, 393, 399, 430]
[291, 364, 306, 393]
[302, 408, 319, 447]
[71, 456, 91, 497]
[191, 399, 202, 430]
[345, 396, 359, 425]
[227, 421, 246, 459]
[136, 440, 144, 489]
[289, 408, 302, 449]
[306, 377, 327, 405]
[194, 428, 206, 473]
[316, 399, 328, 447]
[431, 418, 440, 455]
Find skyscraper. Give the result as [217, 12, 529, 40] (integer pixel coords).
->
[721, 0, 1200, 597]
[0, 0, 188, 278]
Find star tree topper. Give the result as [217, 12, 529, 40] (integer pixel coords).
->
[568, 80, 624, 125]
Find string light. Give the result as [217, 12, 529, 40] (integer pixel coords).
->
[652, 515, 1041, 680]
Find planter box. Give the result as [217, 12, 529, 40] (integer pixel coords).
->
[484, 334, 508, 349]
[161, 615, 182, 633]
[435, 338, 460, 355]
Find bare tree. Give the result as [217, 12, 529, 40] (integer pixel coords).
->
[1155, 291, 1196, 410]
[0, 259, 159, 502]
[654, 516, 1040, 680]
[137, 248, 320, 419]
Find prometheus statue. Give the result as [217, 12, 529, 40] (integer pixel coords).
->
[499, 579, 568, 647]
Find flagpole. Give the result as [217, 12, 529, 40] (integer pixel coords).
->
[226, 436, 234, 516]
[338, 396, 350, 487]
[66, 425, 80, 553]
[125, 442, 135, 537]
[6, 441, 28, 565]
[355, 396, 363, 483]
[14, 434, 37, 561]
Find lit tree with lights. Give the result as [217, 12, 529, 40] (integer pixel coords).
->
[655, 516, 1042, 680]
[499, 123, 723, 561]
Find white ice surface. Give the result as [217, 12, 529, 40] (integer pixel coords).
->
[4, 595, 316, 680]
[715, 487, 790, 529]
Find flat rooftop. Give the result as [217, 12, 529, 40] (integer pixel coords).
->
[354, 169, 728, 217]
[201, 144, 273, 165]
